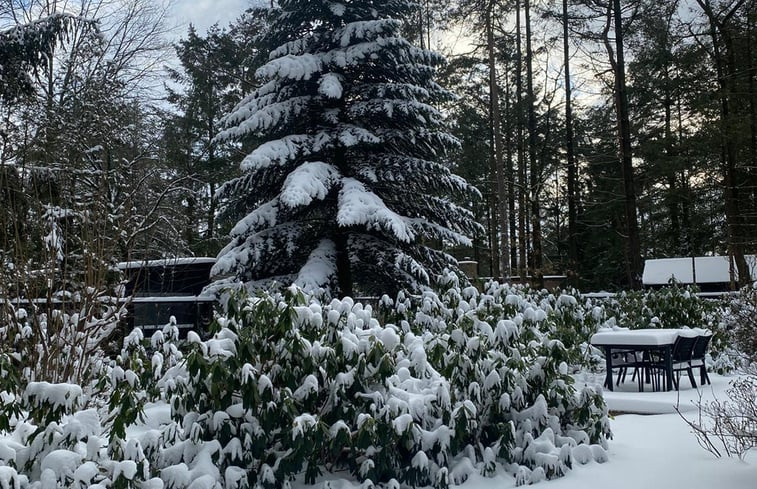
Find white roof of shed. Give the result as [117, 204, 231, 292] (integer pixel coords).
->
[642, 255, 757, 285]
[117, 257, 216, 270]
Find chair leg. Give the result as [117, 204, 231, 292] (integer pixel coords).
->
[700, 366, 711, 385]
[686, 367, 697, 389]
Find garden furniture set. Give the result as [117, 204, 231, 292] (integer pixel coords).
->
[590, 328, 712, 392]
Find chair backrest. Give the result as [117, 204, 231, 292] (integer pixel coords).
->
[672, 335, 697, 362]
[691, 335, 713, 360]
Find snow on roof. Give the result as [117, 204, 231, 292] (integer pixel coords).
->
[130, 295, 216, 303]
[642, 255, 757, 285]
[117, 257, 216, 270]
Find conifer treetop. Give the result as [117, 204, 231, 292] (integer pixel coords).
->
[213, 0, 482, 297]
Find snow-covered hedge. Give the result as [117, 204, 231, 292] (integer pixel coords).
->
[392, 282, 610, 370]
[603, 284, 722, 332]
[0, 319, 183, 489]
[4, 276, 747, 488]
[152, 277, 610, 488]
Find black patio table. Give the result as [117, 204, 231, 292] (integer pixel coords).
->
[590, 328, 697, 392]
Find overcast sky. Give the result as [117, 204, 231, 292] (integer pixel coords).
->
[170, 0, 255, 36]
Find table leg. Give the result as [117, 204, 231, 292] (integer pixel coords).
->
[604, 346, 614, 391]
[664, 345, 673, 391]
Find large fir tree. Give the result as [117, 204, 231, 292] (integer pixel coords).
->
[212, 1, 481, 296]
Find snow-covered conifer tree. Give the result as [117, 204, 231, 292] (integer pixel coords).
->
[0, 14, 94, 101]
[213, 1, 481, 296]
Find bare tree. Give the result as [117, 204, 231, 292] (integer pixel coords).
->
[0, 0, 183, 385]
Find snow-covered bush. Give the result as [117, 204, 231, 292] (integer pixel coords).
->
[155, 279, 610, 488]
[0, 320, 183, 489]
[0, 293, 125, 387]
[0, 292, 125, 471]
[0, 378, 153, 489]
[381, 281, 609, 371]
[607, 283, 722, 332]
[724, 284, 757, 362]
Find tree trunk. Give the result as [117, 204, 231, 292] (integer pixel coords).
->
[334, 147, 353, 297]
[207, 182, 217, 245]
[487, 5, 510, 280]
[612, 0, 642, 288]
[677, 91, 694, 255]
[334, 230, 353, 298]
[748, 7, 757, 168]
[747, 6, 757, 261]
[664, 76, 681, 254]
[418, 3, 425, 49]
[562, 0, 579, 277]
[486, 198, 496, 276]
[505, 59, 518, 272]
[525, 0, 543, 282]
[206, 90, 217, 244]
[516, 0, 528, 280]
[696, 0, 750, 287]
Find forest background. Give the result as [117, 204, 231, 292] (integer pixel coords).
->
[2, 0, 756, 296]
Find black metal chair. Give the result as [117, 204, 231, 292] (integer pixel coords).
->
[665, 335, 699, 390]
[613, 350, 641, 387]
[616, 350, 660, 392]
[643, 334, 699, 391]
[690, 334, 713, 385]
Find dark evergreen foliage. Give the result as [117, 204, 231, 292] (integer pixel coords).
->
[0, 13, 94, 102]
[212, 1, 482, 297]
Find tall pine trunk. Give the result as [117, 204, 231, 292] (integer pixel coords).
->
[206, 90, 217, 245]
[678, 91, 694, 256]
[562, 0, 578, 276]
[664, 70, 681, 254]
[611, 0, 642, 288]
[505, 60, 518, 272]
[524, 0, 543, 281]
[487, 5, 510, 279]
[334, 147, 353, 297]
[516, 0, 528, 280]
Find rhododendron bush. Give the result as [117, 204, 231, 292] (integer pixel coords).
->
[0, 277, 615, 488]
[156, 277, 610, 488]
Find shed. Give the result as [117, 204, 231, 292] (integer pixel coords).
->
[642, 255, 757, 291]
[117, 257, 216, 334]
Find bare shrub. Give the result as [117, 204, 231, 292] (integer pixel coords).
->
[677, 367, 757, 460]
